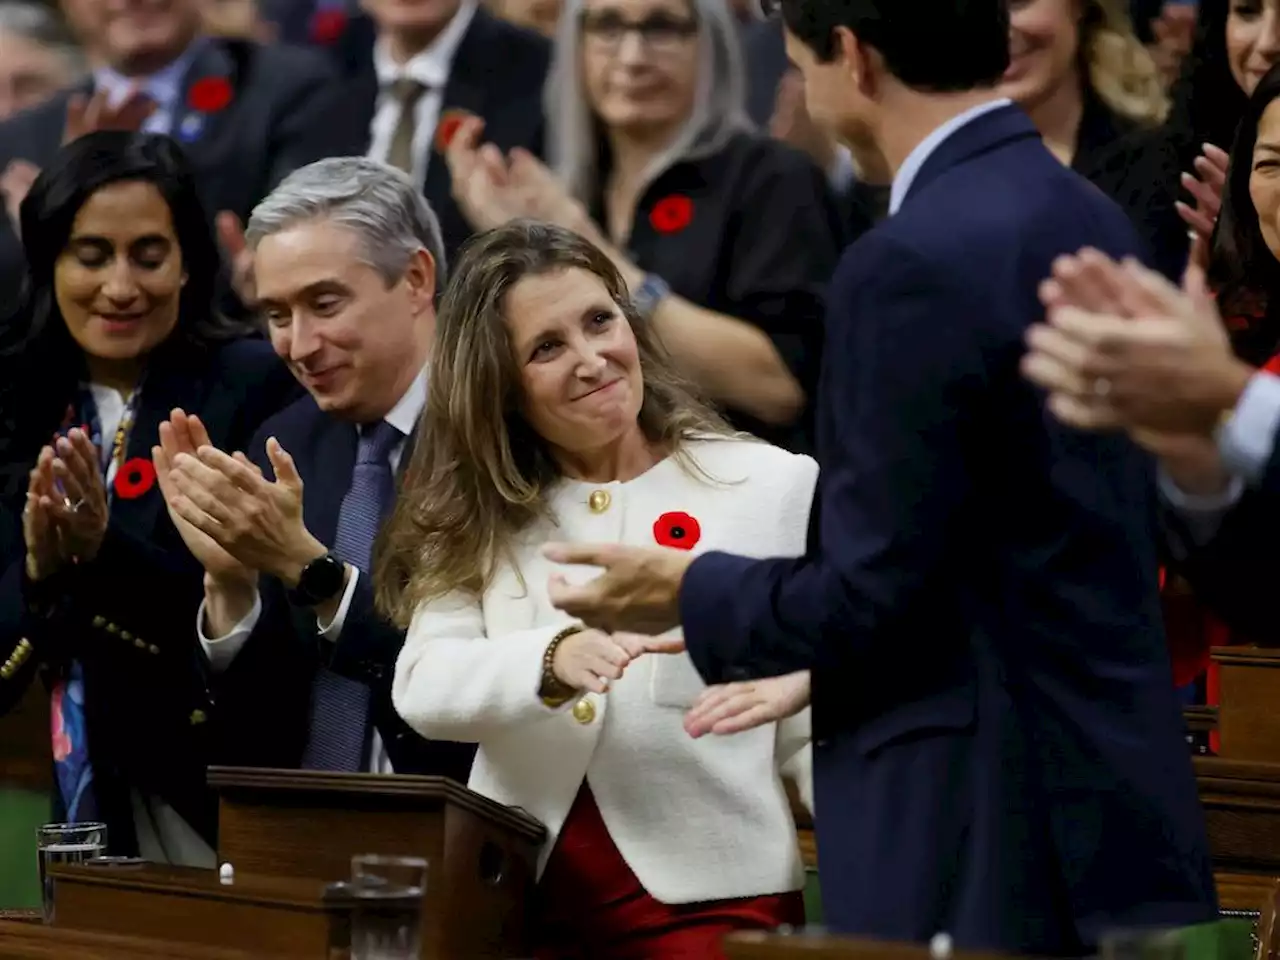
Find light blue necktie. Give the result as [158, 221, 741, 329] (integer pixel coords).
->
[301, 421, 403, 771]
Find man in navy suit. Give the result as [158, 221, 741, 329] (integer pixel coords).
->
[155, 157, 473, 782]
[545, 0, 1217, 953]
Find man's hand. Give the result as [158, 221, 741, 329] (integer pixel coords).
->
[216, 212, 256, 306]
[543, 542, 695, 636]
[63, 88, 155, 145]
[684, 670, 810, 739]
[1023, 255, 1252, 436]
[154, 409, 257, 585]
[167, 437, 326, 585]
[1, 160, 40, 234]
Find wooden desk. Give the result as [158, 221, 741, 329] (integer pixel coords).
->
[725, 932, 1018, 960]
[49, 863, 348, 958]
[1214, 647, 1280, 763]
[1195, 756, 1280, 911]
[0, 919, 255, 960]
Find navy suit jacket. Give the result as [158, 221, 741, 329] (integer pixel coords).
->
[680, 106, 1216, 954]
[207, 394, 475, 781]
[0, 338, 298, 854]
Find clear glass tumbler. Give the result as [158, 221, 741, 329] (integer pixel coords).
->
[349, 854, 427, 960]
[36, 822, 106, 922]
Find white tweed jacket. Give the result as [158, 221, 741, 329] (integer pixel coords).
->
[392, 437, 819, 904]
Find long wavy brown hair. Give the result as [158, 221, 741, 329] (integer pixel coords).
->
[374, 219, 731, 627]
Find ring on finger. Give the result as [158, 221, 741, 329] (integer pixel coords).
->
[1092, 377, 1112, 399]
[62, 496, 84, 514]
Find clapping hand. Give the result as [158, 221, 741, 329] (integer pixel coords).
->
[683, 671, 811, 739]
[23, 449, 61, 581]
[63, 88, 155, 145]
[1176, 143, 1229, 273]
[444, 116, 526, 231]
[216, 212, 256, 307]
[153, 409, 257, 584]
[47, 428, 110, 562]
[166, 437, 326, 585]
[0, 160, 40, 235]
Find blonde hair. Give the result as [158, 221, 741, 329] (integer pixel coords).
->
[1081, 0, 1169, 126]
[374, 220, 731, 626]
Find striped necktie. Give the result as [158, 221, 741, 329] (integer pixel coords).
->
[301, 420, 404, 771]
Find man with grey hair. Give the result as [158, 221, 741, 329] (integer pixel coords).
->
[155, 156, 474, 782]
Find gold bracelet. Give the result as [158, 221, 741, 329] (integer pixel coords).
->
[540, 624, 583, 707]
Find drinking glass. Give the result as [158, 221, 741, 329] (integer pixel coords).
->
[36, 822, 106, 922]
[349, 854, 427, 960]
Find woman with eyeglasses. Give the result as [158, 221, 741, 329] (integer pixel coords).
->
[443, 0, 843, 455]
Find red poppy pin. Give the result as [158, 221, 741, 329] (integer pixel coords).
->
[114, 458, 156, 500]
[653, 511, 701, 550]
[187, 76, 233, 114]
[649, 195, 693, 235]
[434, 109, 473, 154]
[309, 8, 347, 44]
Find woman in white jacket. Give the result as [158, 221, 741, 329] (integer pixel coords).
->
[377, 220, 817, 959]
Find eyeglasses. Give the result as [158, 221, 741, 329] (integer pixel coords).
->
[580, 11, 699, 54]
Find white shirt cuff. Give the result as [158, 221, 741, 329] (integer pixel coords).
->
[198, 591, 262, 673]
[1218, 371, 1280, 484]
[317, 566, 359, 642]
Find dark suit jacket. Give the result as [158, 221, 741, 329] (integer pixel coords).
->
[346, 8, 550, 262]
[0, 338, 297, 854]
[679, 106, 1216, 954]
[207, 394, 475, 781]
[0, 37, 365, 293]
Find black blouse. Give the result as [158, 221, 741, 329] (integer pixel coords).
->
[591, 130, 845, 452]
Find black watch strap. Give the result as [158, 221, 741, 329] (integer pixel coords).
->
[287, 553, 346, 607]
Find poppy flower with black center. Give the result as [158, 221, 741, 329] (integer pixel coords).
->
[435, 109, 474, 153]
[114, 458, 156, 500]
[649, 195, 693, 234]
[653, 511, 701, 550]
[187, 76, 233, 113]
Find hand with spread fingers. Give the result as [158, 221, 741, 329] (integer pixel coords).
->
[543, 541, 695, 636]
[48, 428, 109, 562]
[165, 436, 326, 585]
[1175, 143, 1229, 272]
[683, 670, 810, 739]
[1023, 251, 1252, 437]
[153, 409, 257, 585]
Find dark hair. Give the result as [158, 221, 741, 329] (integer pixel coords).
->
[0, 131, 252, 500]
[1165, 0, 1246, 171]
[1210, 62, 1280, 365]
[779, 0, 1009, 90]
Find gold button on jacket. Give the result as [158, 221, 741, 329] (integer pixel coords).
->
[571, 697, 596, 724]
[587, 490, 611, 513]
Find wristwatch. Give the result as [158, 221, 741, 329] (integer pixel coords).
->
[631, 272, 671, 320]
[287, 553, 346, 607]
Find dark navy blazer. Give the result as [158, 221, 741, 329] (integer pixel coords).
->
[0, 338, 298, 854]
[679, 105, 1217, 955]
[207, 394, 475, 782]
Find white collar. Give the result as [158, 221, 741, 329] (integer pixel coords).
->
[384, 365, 428, 438]
[373, 1, 478, 90]
[94, 39, 207, 109]
[888, 98, 1012, 215]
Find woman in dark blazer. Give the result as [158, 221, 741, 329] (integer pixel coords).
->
[0, 131, 297, 862]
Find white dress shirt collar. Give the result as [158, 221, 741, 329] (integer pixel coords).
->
[383, 365, 428, 438]
[94, 38, 207, 113]
[373, 1, 478, 90]
[888, 98, 1012, 215]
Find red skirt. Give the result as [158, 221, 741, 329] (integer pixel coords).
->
[532, 784, 805, 959]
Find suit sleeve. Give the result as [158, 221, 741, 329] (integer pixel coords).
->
[392, 592, 581, 743]
[263, 52, 366, 193]
[682, 239, 989, 683]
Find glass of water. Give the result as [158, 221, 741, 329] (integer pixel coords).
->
[36, 822, 106, 922]
[349, 854, 427, 960]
